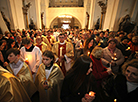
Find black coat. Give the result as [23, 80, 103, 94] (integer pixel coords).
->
[60, 73, 100, 102]
[117, 42, 131, 57]
[103, 74, 138, 102]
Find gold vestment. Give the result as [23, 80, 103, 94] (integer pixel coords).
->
[0, 66, 31, 102]
[35, 63, 64, 102]
[7, 62, 37, 98]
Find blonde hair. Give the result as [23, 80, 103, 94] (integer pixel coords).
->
[91, 47, 103, 58]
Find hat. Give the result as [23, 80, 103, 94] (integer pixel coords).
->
[107, 38, 118, 44]
[121, 36, 129, 41]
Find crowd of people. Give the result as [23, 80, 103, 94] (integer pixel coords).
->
[0, 28, 138, 102]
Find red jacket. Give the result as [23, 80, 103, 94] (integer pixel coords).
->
[90, 55, 109, 86]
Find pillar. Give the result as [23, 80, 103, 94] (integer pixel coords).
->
[103, 0, 137, 31]
[7, 0, 25, 30]
[88, 0, 101, 29]
[27, 0, 41, 29]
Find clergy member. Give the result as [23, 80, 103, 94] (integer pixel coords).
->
[52, 33, 74, 76]
[35, 50, 64, 102]
[34, 35, 50, 53]
[0, 66, 31, 102]
[6, 48, 38, 101]
[20, 37, 42, 81]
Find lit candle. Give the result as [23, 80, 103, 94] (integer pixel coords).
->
[114, 53, 116, 57]
[89, 91, 95, 96]
[60, 47, 62, 66]
[114, 99, 117, 102]
[80, 42, 82, 48]
[50, 39, 52, 43]
[87, 51, 90, 56]
[98, 43, 101, 46]
[25, 58, 29, 64]
[126, 47, 130, 50]
[25, 58, 29, 62]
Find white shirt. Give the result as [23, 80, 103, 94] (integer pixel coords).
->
[45, 65, 53, 79]
[20, 46, 42, 72]
[10, 60, 24, 75]
[127, 81, 138, 93]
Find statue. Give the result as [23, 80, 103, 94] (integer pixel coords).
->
[1, 11, 11, 32]
[22, 2, 31, 29]
[41, 12, 45, 29]
[98, 1, 107, 14]
[95, 18, 100, 30]
[29, 18, 35, 30]
[86, 12, 89, 29]
[118, 14, 136, 34]
[98, 1, 107, 29]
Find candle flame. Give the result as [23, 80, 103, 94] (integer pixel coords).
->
[114, 99, 117, 102]
[89, 91, 95, 96]
[114, 53, 116, 57]
[88, 51, 90, 56]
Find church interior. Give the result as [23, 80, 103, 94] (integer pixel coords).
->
[1, 0, 138, 102]
[0, 0, 138, 32]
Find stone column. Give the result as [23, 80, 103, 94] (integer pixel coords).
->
[82, 0, 88, 29]
[27, 0, 41, 29]
[0, 12, 9, 33]
[45, 0, 49, 28]
[102, 0, 137, 31]
[88, 0, 101, 29]
[102, 0, 121, 31]
[8, 0, 25, 29]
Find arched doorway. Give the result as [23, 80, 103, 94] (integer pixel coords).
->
[50, 14, 82, 29]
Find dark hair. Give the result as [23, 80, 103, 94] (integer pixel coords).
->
[66, 55, 92, 93]
[22, 37, 31, 45]
[6, 48, 20, 56]
[8, 39, 15, 49]
[58, 33, 65, 37]
[43, 50, 55, 64]
[0, 41, 3, 46]
[84, 37, 95, 50]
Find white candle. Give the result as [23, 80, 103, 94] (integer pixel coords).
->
[60, 47, 62, 66]
[50, 39, 52, 43]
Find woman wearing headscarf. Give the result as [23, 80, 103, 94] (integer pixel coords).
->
[101, 38, 124, 74]
[61, 55, 100, 102]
